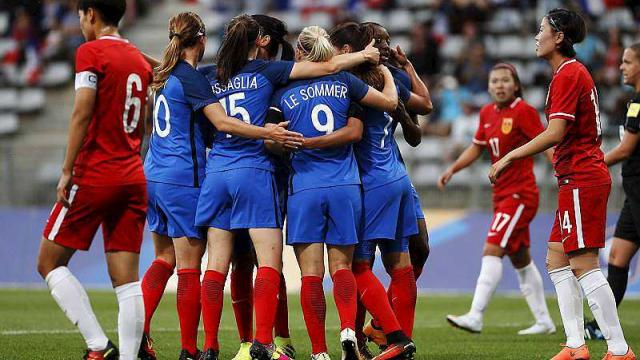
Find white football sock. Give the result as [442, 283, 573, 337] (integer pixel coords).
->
[469, 256, 503, 320]
[45, 266, 108, 351]
[115, 281, 144, 360]
[578, 269, 629, 355]
[517, 261, 553, 324]
[549, 266, 585, 348]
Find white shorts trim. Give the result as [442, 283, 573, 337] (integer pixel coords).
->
[500, 203, 525, 248]
[47, 184, 79, 240]
[572, 188, 585, 248]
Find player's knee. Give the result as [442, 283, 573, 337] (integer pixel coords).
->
[608, 246, 630, 268]
[36, 260, 54, 279]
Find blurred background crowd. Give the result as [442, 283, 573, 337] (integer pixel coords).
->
[1, 0, 639, 209]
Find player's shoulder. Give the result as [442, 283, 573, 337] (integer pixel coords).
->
[197, 63, 217, 81]
[554, 59, 591, 85]
[479, 103, 494, 116]
[514, 98, 537, 114]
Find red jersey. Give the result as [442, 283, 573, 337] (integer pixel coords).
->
[473, 97, 544, 201]
[72, 35, 152, 186]
[544, 59, 610, 187]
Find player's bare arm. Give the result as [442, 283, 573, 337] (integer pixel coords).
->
[57, 87, 96, 207]
[489, 118, 566, 184]
[141, 51, 160, 69]
[203, 102, 303, 148]
[303, 117, 363, 149]
[605, 130, 640, 166]
[438, 143, 483, 191]
[393, 101, 421, 147]
[391, 45, 433, 115]
[289, 39, 379, 79]
[357, 65, 399, 112]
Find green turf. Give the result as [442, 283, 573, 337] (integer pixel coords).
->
[0, 289, 638, 359]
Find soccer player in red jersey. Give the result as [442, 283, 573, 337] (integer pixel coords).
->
[438, 63, 555, 335]
[490, 8, 635, 360]
[35, 1, 152, 359]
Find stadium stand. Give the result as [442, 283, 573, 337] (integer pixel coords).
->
[0, 0, 638, 208]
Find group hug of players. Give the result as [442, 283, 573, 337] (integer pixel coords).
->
[33, 0, 640, 359]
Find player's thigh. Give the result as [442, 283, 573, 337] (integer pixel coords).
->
[325, 185, 362, 247]
[508, 245, 532, 269]
[173, 236, 206, 270]
[568, 248, 600, 278]
[409, 218, 429, 264]
[205, 227, 234, 274]
[249, 228, 283, 272]
[42, 184, 103, 252]
[546, 241, 570, 272]
[231, 230, 256, 273]
[294, 243, 325, 277]
[105, 251, 140, 287]
[482, 242, 506, 258]
[102, 184, 147, 253]
[286, 188, 327, 245]
[608, 237, 640, 268]
[555, 184, 609, 253]
[151, 232, 176, 267]
[327, 245, 355, 276]
[381, 248, 412, 273]
[36, 237, 77, 278]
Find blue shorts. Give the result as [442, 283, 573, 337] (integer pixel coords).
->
[361, 175, 418, 241]
[411, 183, 425, 220]
[286, 185, 362, 246]
[147, 181, 204, 239]
[274, 165, 289, 219]
[195, 168, 282, 230]
[354, 236, 410, 260]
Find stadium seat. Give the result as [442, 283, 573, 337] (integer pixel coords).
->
[17, 88, 45, 113]
[486, 9, 523, 34]
[0, 11, 8, 37]
[386, 9, 413, 33]
[40, 62, 72, 88]
[440, 36, 465, 60]
[0, 88, 17, 111]
[0, 112, 19, 135]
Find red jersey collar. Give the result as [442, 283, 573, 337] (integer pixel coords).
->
[98, 35, 129, 43]
[555, 58, 577, 74]
[493, 97, 522, 111]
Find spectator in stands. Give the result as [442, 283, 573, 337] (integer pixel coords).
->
[455, 42, 491, 94]
[3, 8, 41, 86]
[407, 20, 442, 79]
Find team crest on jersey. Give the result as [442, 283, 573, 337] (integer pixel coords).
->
[501, 118, 513, 134]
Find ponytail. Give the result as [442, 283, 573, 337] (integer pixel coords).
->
[217, 14, 261, 84]
[297, 26, 334, 63]
[330, 22, 384, 90]
[251, 14, 294, 61]
[152, 12, 205, 92]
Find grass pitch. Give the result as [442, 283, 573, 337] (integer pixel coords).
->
[0, 289, 638, 359]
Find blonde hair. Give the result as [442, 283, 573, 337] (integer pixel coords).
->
[151, 12, 205, 92]
[297, 26, 334, 62]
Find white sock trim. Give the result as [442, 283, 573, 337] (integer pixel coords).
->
[115, 281, 143, 301]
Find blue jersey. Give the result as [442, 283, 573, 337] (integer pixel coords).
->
[144, 60, 216, 187]
[272, 71, 369, 194]
[388, 66, 413, 167]
[199, 60, 294, 173]
[355, 81, 411, 190]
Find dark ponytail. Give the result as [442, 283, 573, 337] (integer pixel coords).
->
[546, 8, 587, 58]
[217, 14, 261, 84]
[330, 22, 384, 91]
[251, 14, 294, 61]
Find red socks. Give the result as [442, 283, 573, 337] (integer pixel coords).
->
[389, 266, 417, 337]
[275, 274, 290, 338]
[141, 259, 174, 334]
[177, 269, 201, 354]
[254, 266, 281, 344]
[332, 269, 357, 331]
[230, 269, 254, 342]
[202, 270, 226, 351]
[301, 275, 327, 354]
[352, 262, 402, 334]
[355, 298, 367, 346]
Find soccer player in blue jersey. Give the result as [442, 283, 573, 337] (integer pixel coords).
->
[329, 22, 419, 360]
[269, 25, 399, 360]
[140, 12, 302, 360]
[193, 14, 380, 360]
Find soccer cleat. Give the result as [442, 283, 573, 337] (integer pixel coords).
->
[232, 342, 253, 360]
[446, 313, 482, 333]
[363, 319, 387, 347]
[602, 347, 636, 360]
[371, 340, 415, 360]
[275, 336, 296, 359]
[83, 340, 119, 360]
[179, 349, 201, 360]
[250, 341, 291, 360]
[585, 319, 605, 340]
[550, 344, 590, 360]
[200, 348, 219, 360]
[138, 332, 157, 360]
[518, 321, 557, 335]
[311, 353, 331, 360]
[340, 328, 361, 360]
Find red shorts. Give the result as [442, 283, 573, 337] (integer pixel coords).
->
[42, 183, 147, 253]
[486, 194, 538, 255]
[549, 183, 610, 253]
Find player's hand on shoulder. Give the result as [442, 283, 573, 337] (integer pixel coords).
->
[268, 121, 304, 150]
[437, 168, 454, 191]
[363, 39, 381, 64]
[56, 170, 73, 208]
